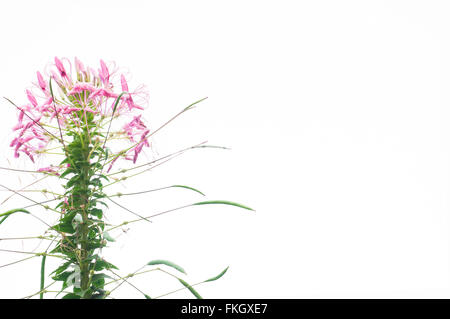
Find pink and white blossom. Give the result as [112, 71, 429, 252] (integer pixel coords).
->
[10, 57, 150, 171]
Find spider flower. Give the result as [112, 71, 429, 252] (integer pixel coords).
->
[10, 57, 151, 171]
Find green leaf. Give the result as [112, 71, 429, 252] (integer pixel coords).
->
[90, 208, 103, 219]
[147, 259, 186, 274]
[91, 273, 113, 289]
[50, 260, 72, 276]
[144, 294, 152, 299]
[171, 185, 205, 196]
[178, 278, 202, 299]
[96, 200, 109, 208]
[39, 255, 46, 299]
[0, 208, 30, 225]
[90, 178, 102, 187]
[92, 273, 114, 281]
[65, 175, 80, 188]
[103, 231, 115, 242]
[52, 271, 74, 282]
[92, 192, 106, 198]
[204, 266, 229, 283]
[112, 92, 127, 115]
[86, 240, 105, 250]
[93, 259, 119, 271]
[192, 200, 254, 211]
[60, 168, 74, 179]
[52, 223, 75, 234]
[183, 97, 208, 111]
[49, 77, 55, 99]
[99, 174, 110, 182]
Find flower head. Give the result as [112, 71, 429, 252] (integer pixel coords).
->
[10, 57, 151, 171]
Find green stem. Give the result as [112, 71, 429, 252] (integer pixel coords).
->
[79, 131, 92, 296]
[39, 255, 46, 299]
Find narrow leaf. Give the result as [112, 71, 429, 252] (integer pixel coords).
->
[147, 259, 186, 274]
[171, 185, 205, 196]
[50, 260, 71, 276]
[103, 231, 115, 242]
[0, 208, 30, 225]
[94, 259, 119, 271]
[192, 200, 254, 211]
[204, 266, 229, 283]
[183, 96, 208, 111]
[195, 144, 231, 150]
[49, 77, 55, 98]
[178, 278, 202, 299]
[112, 92, 127, 115]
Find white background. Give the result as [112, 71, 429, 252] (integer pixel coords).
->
[1, 0, 450, 298]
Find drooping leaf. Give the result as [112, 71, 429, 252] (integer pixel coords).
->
[90, 208, 103, 219]
[144, 294, 152, 299]
[99, 174, 109, 182]
[192, 200, 254, 211]
[178, 278, 202, 299]
[50, 260, 72, 276]
[0, 208, 30, 225]
[52, 271, 74, 282]
[52, 223, 75, 234]
[147, 259, 186, 274]
[204, 266, 229, 283]
[90, 178, 103, 187]
[86, 240, 105, 250]
[171, 185, 205, 196]
[91, 273, 113, 289]
[60, 168, 74, 179]
[93, 259, 119, 271]
[96, 200, 109, 208]
[103, 231, 115, 242]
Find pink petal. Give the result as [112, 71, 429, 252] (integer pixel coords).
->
[121, 74, 129, 92]
[74, 57, 85, 73]
[26, 90, 38, 107]
[84, 107, 98, 114]
[12, 123, 24, 131]
[37, 71, 47, 91]
[99, 59, 110, 85]
[38, 166, 60, 176]
[54, 57, 67, 77]
[23, 149, 35, 163]
[68, 83, 96, 95]
[90, 88, 118, 99]
[10, 137, 18, 147]
[18, 110, 25, 123]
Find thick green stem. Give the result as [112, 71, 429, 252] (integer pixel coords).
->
[79, 217, 89, 292]
[51, 107, 118, 298]
[78, 128, 92, 296]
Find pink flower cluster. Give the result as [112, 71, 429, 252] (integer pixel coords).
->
[10, 57, 151, 170]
